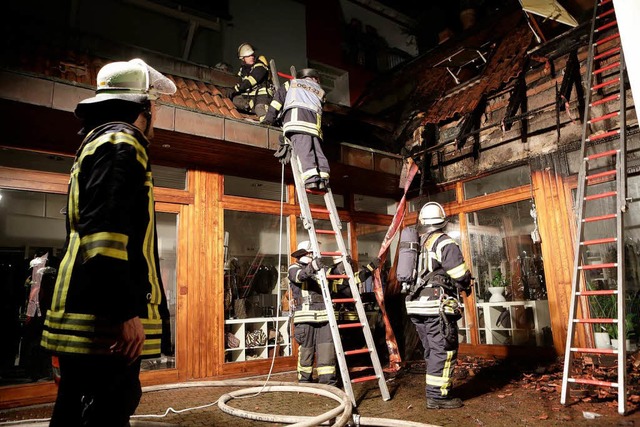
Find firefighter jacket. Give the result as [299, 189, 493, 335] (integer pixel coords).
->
[263, 78, 325, 139]
[234, 55, 273, 98]
[328, 262, 376, 321]
[405, 231, 471, 317]
[41, 122, 169, 358]
[288, 261, 328, 324]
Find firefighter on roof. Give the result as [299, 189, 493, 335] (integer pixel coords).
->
[400, 202, 472, 409]
[223, 42, 273, 120]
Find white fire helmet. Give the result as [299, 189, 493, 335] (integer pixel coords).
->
[238, 43, 255, 58]
[418, 202, 447, 233]
[75, 58, 176, 117]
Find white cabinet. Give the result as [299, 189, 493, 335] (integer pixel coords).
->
[224, 317, 292, 363]
[477, 300, 551, 346]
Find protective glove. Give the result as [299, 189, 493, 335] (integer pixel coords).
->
[302, 257, 324, 276]
[366, 257, 381, 272]
[273, 135, 292, 165]
[221, 87, 236, 99]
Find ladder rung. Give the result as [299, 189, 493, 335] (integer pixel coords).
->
[574, 318, 616, 323]
[596, 8, 615, 21]
[345, 348, 371, 356]
[586, 129, 620, 142]
[351, 375, 379, 384]
[593, 46, 620, 62]
[333, 297, 355, 303]
[592, 61, 620, 76]
[583, 213, 617, 222]
[586, 169, 616, 181]
[590, 93, 620, 107]
[584, 191, 617, 201]
[316, 229, 336, 235]
[569, 377, 618, 388]
[310, 207, 329, 215]
[321, 251, 342, 257]
[577, 289, 617, 296]
[585, 148, 618, 160]
[579, 262, 617, 270]
[591, 76, 620, 91]
[571, 347, 617, 355]
[594, 32, 619, 46]
[599, 0, 612, 5]
[581, 237, 617, 245]
[595, 20, 617, 33]
[338, 323, 364, 329]
[306, 188, 326, 195]
[327, 276, 349, 283]
[588, 111, 620, 124]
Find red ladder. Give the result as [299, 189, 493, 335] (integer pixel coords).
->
[560, 0, 631, 415]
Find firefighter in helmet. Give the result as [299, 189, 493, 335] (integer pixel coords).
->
[404, 202, 472, 409]
[41, 58, 174, 426]
[223, 42, 273, 120]
[287, 241, 336, 385]
[263, 68, 329, 192]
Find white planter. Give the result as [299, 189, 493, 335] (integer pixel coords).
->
[488, 287, 506, 302]
[595, 332, 612, 349]
[611, 339, 634, 350]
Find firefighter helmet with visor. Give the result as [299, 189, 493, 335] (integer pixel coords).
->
[296, 68, 320, 80]
[238, 43, 255, 58]
[418, 202, 447, 233]
[75, 59, 176, 117]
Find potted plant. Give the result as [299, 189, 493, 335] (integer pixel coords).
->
[488, 270, 507, 302]
[587, 282, 615, 349]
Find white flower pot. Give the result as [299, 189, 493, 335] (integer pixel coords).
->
[488, 287, 506, 302]
[594, 332, 611, 349]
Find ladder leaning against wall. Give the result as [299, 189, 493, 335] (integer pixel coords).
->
[289, 152, 391, 406]
[560, 0, 634, 415]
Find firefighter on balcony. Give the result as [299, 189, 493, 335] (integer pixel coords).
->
[400, 202, 472, 409]
[263, 68, 330, 192]
[223, 43, 273, 120]
[288, 241, 336, 385]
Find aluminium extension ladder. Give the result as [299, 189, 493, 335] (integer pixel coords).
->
[560, 0, 632, 415]
[289, 152, 391, 406]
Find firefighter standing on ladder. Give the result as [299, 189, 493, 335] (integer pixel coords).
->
[287, 241, 337, 385]
[263, 68, 330, 192]
[403, 202, 472, 409]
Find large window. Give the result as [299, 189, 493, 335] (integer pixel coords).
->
[467, 200, 552, 346]
[224, 211, 291, 363]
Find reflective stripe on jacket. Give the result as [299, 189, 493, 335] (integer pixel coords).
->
[235, 55, 273, 97]
[288, 262, 328, 323]
[41, 122, 169, 358]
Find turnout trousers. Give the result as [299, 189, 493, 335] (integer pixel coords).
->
[411, 315, 459, 400]
[293, 322, 336, 385]
[50, 355, 142, 427]
[290, 133, 330, 185]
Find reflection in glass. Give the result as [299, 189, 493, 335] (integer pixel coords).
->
[466, 200, 552, 346]
[141, 212, 178, 371]
[464, 166, 530, 199]
[224, 211, 292, 363]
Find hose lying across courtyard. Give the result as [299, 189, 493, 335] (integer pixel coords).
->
[0, 379, 441, 427]
[138, 380, 441, 427]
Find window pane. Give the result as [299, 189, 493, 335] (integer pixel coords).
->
[224, 211, 291, 363]
[153, 165, 187, 190]
[0, 148, 73, 174]
[304, 191, 344, 208]
[354, 223, 397, 295]
[141, 212, 178, 371]
[408, 190, 456, 212]
[354, 195, 397, 214]
[0, 189, 66, 385]
[466, 200, 552, 346]
[225, 175, 288, 202]
[464, 166, 530, 199]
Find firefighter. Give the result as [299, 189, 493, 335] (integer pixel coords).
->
[288, 241, 336, 385]
[223, 42, 273, 120]
[404, 202, 472, 409]
[41, 58, 174, 426]
[263, 68, 329, 192]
